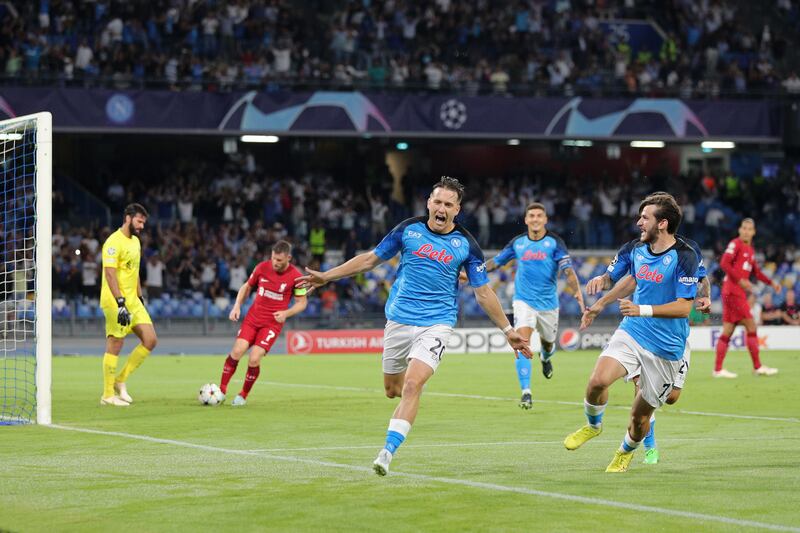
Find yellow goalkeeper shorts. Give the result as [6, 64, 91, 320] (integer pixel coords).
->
[102, 301, 153, 338]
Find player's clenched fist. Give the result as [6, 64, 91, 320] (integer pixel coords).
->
[618, 298, 641, 317]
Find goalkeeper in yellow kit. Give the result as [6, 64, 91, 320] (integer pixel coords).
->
[99, 203, 158, 406]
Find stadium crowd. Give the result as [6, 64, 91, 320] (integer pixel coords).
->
[3, 0, 800, 97]
[48, 150, 800, 321]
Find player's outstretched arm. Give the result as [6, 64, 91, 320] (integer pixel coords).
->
[229, 283, 253, 321]
[581, 275, 637, 329]
[562, 267, 585, 313]
[472, 284, 532, 358]
[618, 297, 693, 318]
[297, 251, 384, 290]
[585, 273, 613, 295]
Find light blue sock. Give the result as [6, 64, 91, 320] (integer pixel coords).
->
[620, 431, 642, 453]
[384, 418, 411, 454]
[515, 355, 531, 391]
[584, 399, 606, 428]
[541, 345, 556, 362]
[644, 417, 656, 449]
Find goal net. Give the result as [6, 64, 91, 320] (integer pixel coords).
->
[0, 112, 52, 425]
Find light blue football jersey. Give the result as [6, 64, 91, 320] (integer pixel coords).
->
[608, 234, 706, 283]
[493, 232, 571, 311]
[374, 217, 488, 327]
[608, 238, 699, 360]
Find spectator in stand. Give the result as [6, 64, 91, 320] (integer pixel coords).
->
[782, 290, 800, 325]
[145, 252, 166, 299]
[760, 291, 784, 325]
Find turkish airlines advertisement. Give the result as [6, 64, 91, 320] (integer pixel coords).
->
[286, 330, 384, 354]
[287, 326, 799, 355]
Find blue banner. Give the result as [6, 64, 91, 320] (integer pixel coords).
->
[0, 88, 779, 141]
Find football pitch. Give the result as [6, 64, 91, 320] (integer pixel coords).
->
[2, 350, 799, 532]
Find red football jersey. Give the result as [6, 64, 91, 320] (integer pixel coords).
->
[720, 238, 772, 298]
[244, 261, 305, 324]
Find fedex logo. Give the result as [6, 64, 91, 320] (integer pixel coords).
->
[711, 329, 767, 349]
[636, 265, 664, 283]
[412, 243, 454, 264]
[522, 250, 547, 261]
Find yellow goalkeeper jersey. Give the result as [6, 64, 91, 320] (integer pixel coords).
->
[100, 229, 142, 308]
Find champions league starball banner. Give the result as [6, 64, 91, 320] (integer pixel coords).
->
[0, 88, 779, 140]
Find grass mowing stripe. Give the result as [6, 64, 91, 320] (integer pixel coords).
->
[243, 434, 800, 452]
[261, 381, 800, 423]
[48, 423, 800, 533]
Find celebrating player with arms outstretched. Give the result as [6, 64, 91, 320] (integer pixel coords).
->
[714, 218, 781, 378]
[100, 203, 158, 406]
[483, 202, 584, 409]
[219, 240, 307, 406]
[564, 193, 698, 472]
[298, 176, 531, 476]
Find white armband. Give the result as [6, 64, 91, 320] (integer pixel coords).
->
[502, 325, 514, 335]
[639, 305, 653, 317]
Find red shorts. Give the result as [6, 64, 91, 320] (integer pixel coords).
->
[237, 319, 283, 352]
[722, 293, 752, 324]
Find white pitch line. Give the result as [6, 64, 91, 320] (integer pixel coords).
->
[243, 435, 800, 453]
[48, 424, 799, 533]
[262, 381, 800, 423]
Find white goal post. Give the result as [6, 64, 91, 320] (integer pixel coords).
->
[0, 112, 52, 425]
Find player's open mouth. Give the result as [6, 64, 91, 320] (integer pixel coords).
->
[435, 214, 446, 223]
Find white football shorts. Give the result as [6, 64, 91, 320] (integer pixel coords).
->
[626, 342, 691, 389]
[512, 300, 558, 344]
[600, 329, 687, 408]
[382, 320, 453, 374]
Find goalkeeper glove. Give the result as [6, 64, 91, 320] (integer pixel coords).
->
[116, 297, 131, 326]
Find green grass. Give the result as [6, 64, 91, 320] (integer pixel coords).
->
[2, 349, 799, 532]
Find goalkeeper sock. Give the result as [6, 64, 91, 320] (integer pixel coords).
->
[102, 353, 119, 398]
[220, 354, 239, 394]
[515, 355, 531, 391]
[116, 344, 151, 383]
[240, 365, 260, 399]
[384, 418, 412, 454]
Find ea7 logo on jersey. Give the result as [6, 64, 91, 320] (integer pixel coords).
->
[679, 276, 699, 285]
[407, 230, 422, 238]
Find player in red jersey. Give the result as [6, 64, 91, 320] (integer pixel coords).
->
[219, 240, 308, 405]
[714, 218, 781, 378]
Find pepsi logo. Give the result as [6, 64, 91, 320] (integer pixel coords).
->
[559, 328, 580, 351]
